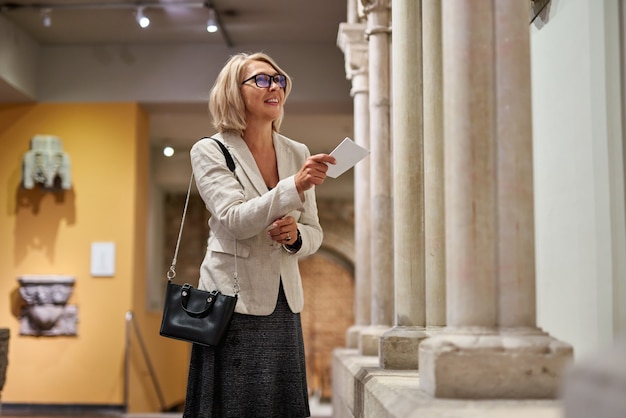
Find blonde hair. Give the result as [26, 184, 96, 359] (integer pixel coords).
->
[209, 52, 292, 136]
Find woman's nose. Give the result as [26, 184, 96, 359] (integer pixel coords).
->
[269, 80, 280, 90]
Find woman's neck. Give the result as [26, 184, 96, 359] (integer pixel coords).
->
[242, 122, 274, 152]
[242, 121, 279, 188]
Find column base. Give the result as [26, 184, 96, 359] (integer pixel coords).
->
[359, 325, 391, 356]
[346, 324, 369, 349]
[380, 326, 428, 370]
[426, 325, 445, 336]
[419, 327, 573, 399]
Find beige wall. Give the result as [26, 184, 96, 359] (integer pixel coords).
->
[0, 103, 188, 412]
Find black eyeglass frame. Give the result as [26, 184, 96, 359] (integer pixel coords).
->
[241, 73, 287, 89]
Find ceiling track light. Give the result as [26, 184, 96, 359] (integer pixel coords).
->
[206, 7, 218, 33]
[203, 1, 233, 46]
[40, 8, 51, 27]
[135, 6, 150, 29]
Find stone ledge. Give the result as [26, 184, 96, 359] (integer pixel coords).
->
[333, 348, 564, 418]
[332, 348, 379, 417]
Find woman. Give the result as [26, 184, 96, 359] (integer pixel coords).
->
[183, 52, 336, 418]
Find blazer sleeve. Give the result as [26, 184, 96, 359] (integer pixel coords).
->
[189, 138, 308, 240]
[289, 154, 323, 257]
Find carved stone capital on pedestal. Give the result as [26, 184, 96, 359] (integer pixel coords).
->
[419, 327, 574, 399]
[21, 135, 72, 191]
[17, 275, 78, 337]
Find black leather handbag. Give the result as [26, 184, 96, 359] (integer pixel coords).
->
[159, 138, 239, 347]
[160, 281, 237, 347]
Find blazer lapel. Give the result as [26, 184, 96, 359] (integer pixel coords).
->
[274, 134, 296, 181]
[219, 132, 271, 196]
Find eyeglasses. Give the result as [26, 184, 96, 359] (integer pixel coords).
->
[241, 73, 287, 89]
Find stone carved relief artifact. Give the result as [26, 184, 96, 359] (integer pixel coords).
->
[22, 135, 72, 190]
[17, 275, 78, 336]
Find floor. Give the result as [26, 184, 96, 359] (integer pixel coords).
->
[1, 414, 332, 418]
[1, 397, 333, 418]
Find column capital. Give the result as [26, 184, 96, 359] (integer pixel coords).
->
[337, 23, 369, 84]
[360, 0, 391, 37]
[350, 71, 369, 97]
[360, 0, 391, 14]
[337, 22, 367, 52]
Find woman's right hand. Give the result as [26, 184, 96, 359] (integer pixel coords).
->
[294, 154, 336, 194]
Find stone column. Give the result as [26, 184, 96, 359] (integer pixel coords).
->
[379, 0, 427, 370]
[422, 0, 446, 332]
[419, 0, 573, 398]
[495, 0, 537, 329]
[358, 0, 394, 357]
[337, 22, 371, 349]
[347, 0, 359, 23]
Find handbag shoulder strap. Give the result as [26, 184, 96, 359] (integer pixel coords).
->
[211, 137, 235, 172]
[167, 137, 239, 294]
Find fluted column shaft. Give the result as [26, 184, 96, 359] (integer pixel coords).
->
[347, 0, 359, 23]
[352, 70, 371, 331]
[418, 0, 573, 399]
[423, 0, 446, 330]
[366, 1, 392, 326]
[443, 0, 536, 330]
[443, 0, 497, 328]
[338, 21, 371, 348]
[495, 0, 536, 328]
[379, 0, 427, 370]
[358, 0, 393, 356]
[391, 0, 423, 329]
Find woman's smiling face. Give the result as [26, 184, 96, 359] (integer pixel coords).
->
[240, 60, 285, 124]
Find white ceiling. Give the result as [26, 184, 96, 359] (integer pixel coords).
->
[0, 0, 356, 197]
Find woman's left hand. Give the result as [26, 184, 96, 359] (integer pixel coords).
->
[267, 216, 297, 245]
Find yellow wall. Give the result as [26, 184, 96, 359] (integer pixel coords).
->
[0, 103, 188, 411]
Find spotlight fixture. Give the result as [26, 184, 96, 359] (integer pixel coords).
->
[163, 146, 175, 157]
[41, 8, 51, 27]
[135, 6, 150, 29]
[206, 7, 218, 33]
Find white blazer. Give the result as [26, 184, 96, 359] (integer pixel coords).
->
[189, 131, 323, 315]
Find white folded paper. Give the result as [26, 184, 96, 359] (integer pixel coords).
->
[326, 137, 370, 178]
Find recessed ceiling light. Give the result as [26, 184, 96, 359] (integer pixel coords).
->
[163, 146, 175, 157]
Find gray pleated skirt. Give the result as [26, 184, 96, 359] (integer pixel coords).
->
[183, 282, 310, 418]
